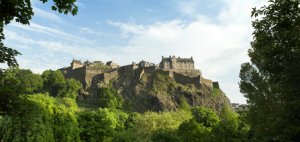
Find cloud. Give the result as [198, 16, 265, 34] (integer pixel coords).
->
[33, 7, 65, 24]
[3, 0, 267, 104]
[79, 27, 103, 36]
[103, 0, 267, 104]
[106, 20, 145, 38]
[9, 22, 93, 44]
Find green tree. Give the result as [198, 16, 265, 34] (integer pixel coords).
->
[115, 110, 191, 142]
[0, 94, 80, 142]
[97, 87, 123, 109]
[212, 106, 249, 142]
[42, 70, 66, 97]
[151, 129, 180, 142]
[178, 107, 219, 142]
[0, 68, 21, 114]
[178, 119, 211, 142]
[77, 108, 118, 142]
[191, 107, 219, 128]
[19, 73, 44, 94]
[0, 0, 78, 68]
[62, 78, 82, 99]
[0, 68, 43, 114]
[240, 0, 300, 141]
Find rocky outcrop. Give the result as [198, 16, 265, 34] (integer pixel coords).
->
[90, 66, 230, 112]
[60, 58, 231, 112]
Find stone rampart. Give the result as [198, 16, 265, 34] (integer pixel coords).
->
[201, 77, 213, 90]
[173, 72, 201, 88]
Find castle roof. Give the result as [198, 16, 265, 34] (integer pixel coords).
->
[161, 56, 194, 63]
[177, 58, 194, 63]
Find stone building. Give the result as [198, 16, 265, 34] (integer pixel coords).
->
[71, 60, 83, 69]
[138, 60, 155, 68]
[159, 56, 194, 70]
[159, 56, 200, 77]
[106, 61, 119, 68]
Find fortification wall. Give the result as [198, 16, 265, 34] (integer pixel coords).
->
[171, 69, 200, 77]
[201, 77, 213, 90]
[61, 67, 87, 88]
[173, 72, 201, 88]
[85, 67, 104, 89]
[71, 61, 83, 69]
[143, 66, 156, 73]
[118, 64, 135, 74]
[99, 70, 119, 84]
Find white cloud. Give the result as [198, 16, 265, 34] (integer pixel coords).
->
[106, 20, 145, 37]
[33, 7, 65, 24]
[103, 0, 267, 104]
[9, 22, 93, 44]
[4, 0, 268, 104]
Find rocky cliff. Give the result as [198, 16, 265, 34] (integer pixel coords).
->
[60, 58, 231, 112]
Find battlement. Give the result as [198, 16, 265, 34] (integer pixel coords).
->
[64, 56, 208, 90]
[71, 60, 84, 69]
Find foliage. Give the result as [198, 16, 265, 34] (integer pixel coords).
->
[42, 70, 66, 97]
[119, 110, 192, 142]
[213, 106, 249, 142]
[77, 108, 118, 142]
[63, 78, 83, 99]
[97, 87, 123, 109]
[41, 70, 83, 99]
[178, 119, 212, 142]
[212, 88, 222, 96]
[0, 94, 80, 142]
[0, 0, 77, 68]
[178, 95, 191, 110]
[151, 129, 180, 142]
[0, 43, 20, 68]
[240, 0, 300, 141]
[178, 107, 219, 142]
[19, 72, 44, 94]
[177, 106, 250, 142]
[0, 68, 43, 114]
[191, 107, 220, 128]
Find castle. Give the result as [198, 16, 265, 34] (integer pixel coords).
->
[60, 56, 218, 92]
[159, 56, 201, 77]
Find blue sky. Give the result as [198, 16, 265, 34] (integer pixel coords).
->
[3, 0, 265, 104]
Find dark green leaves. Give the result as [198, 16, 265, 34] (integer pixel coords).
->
[0, 0, 78, 69]
[0, 43, 21, 67]
[240, 0, 300, 141]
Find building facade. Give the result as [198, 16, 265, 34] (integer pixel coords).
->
[159, 56, 194, 70]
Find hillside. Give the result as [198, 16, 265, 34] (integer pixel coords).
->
[60, 56, 231, 112]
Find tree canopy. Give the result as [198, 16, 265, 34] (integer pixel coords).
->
[240, 0, 300, 141]
[0, 0, 78, 69]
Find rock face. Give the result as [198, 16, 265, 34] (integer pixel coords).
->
[60, 56, 231, 112]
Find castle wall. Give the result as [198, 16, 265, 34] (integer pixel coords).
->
[85, 66, 104, 89]
[160, 56, 195, 71]
[201, 77, 213, 90]
[175, 62, 194, 70]
[71, 61, 83, 69]
[62, 67, 87, 88]
[99, 70, 119, 84]
[173, 72, 201, 88]
[164, 69, 200, 78]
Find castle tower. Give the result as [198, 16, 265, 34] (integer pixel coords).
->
[71, 59, 83, 69]
[171, 55, 176, 69]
